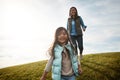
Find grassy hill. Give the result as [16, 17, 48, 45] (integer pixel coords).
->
[0, 52, 120, 80]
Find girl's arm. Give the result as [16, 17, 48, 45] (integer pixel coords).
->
[77, 56, 82, 74]
[40, 71, 48, 80]
[78, 64, 82, 74]
[40, 56, 54, 80]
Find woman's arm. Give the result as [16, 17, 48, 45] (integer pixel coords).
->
[79, 16, 87, 31]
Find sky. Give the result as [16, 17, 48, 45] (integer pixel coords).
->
[0, 0, 120, 68]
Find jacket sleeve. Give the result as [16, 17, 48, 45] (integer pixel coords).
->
[79, 16, 87, 29]
[44, 56, 54, 72]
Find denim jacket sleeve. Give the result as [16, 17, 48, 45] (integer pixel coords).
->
[79, 16, 87, 29]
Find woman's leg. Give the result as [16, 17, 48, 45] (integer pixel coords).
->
[76, 35, 83, 59]
[70, 36, 78, 54]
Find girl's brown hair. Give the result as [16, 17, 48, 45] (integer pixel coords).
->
[48, 27, 75, 57]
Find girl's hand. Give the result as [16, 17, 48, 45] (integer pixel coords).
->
[78, 65, 82, 74]
[40, 76, 46, 80]
[40, 71, 48, 80]
[78, 67, 82, 74]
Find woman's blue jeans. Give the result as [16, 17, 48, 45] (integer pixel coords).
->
[70, 35, 83, 54]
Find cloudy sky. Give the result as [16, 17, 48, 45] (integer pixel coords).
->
[0, 0, 120, 68]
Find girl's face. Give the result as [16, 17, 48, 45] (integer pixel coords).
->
[70, 8, 76, 16]
[57, 30, 68, 45]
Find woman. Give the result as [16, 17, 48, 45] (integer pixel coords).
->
[67, 7, 87, 59]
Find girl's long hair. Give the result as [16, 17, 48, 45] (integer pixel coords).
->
[48, 27, 76, 57]
[69, 7, 79, 19]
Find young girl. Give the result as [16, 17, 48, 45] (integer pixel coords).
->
[67, 7, 87, 59]
[40, 27, 82, 80]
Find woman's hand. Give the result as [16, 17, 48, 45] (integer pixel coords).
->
[83, 28, 86, 31]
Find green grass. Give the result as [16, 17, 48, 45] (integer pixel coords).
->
[0, 52, 120, 80]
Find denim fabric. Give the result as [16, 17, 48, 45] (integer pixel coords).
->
[70, 35, 83, 54]
[71, 20, 77, 36]
[61, 75, 75, 80]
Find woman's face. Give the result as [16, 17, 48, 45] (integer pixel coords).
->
[70, 8, 76, 16]
[57, 30, 68, 45]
